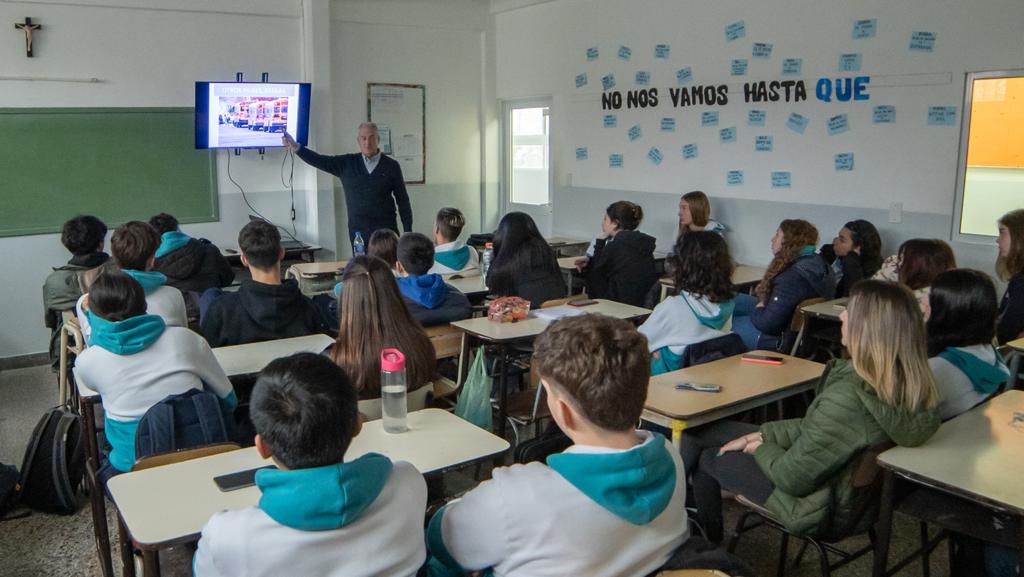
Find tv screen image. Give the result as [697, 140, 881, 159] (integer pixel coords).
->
[195, 82, 311, 149]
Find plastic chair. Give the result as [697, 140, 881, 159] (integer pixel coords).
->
[425, 324, 468, 403]
[787, 297, 826, 357]
[58, 310, 86, 409]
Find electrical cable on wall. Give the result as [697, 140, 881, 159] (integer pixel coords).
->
[226, 151, 301, 243]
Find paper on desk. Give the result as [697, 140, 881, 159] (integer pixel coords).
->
[533, 306, 587, 321]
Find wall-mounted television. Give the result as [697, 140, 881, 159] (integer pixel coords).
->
[195, 82, 311, 149]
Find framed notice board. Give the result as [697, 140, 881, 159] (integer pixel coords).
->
[367, 83, 425, 184]
[0, 107, 217, 237]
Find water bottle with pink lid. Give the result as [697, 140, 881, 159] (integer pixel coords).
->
[381, 349, 408, 433]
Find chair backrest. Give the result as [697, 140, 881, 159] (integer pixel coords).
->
[132, 442, 240, 472]
[681, 333, 748, 368]
[357, 385, 431, 421]
[425, 325, 463, 360]
[789, 297, 826, 333]
[134, 389, 233, 461]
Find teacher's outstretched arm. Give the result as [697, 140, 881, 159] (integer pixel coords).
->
[282, 132, 344, 177]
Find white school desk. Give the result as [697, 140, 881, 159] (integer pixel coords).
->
[546, 236, 590, 256]
[451, 299, 651, 435]
[873, 390, 1024, 576]
[659, 264, 767, 302]
[445, 274, 489, 298]
[788, 297, 848, 356]
[643, 352, 825, 448]
[108, 408, 510, 576]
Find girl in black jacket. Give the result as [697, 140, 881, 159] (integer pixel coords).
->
[576, 201, 657, 307]
[997, 209, 1024, 344]
[486, 212, 564, 308]
[820, 219, 882, 298]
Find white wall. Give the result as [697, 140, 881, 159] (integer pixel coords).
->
[329, 0, 490, 255]
[494, 0, 1024, 271]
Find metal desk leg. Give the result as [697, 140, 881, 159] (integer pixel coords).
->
[141, 549, 161, 577]
[1008, 351, 1021, 390]
[496, 344, 510, 438]
[872, 469, 895, 577]
[671, 419, 688, 451]
[660, 283, 669, 303]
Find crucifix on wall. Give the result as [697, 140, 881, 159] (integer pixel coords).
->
[15, 17, 42, 57]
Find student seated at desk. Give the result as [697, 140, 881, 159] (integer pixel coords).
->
[429, 207, 479, 275]
[639, 231, 734, 375]
[76, 221, 187, 341]
[996, 209, 1024, 344]
[677, 190, 725, 239]
[148, 212, 233, 294]
[873, 238, 955, 316]
[201, 219, 327, 347]
[427, 315, 689, 577]
[43, 215, 110, 362]
[731, 219, 828, 351]
[926, 269, 1009, 421]
[819, 219, 882, 299]
[368, 228, 400, 271]
[486, 212, 564, 309]
[395, 233, 471, 327]
[73, 271, 235, 484]
[574, 201, 657, 307]
[684, 280, 940, 542]
[193, 353, 427, 577]
[326, 256, 436, 401]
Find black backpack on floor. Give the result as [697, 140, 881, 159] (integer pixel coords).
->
[19, 405, 85, 515]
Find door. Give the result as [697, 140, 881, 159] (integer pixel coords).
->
[502, 100, 552, 235]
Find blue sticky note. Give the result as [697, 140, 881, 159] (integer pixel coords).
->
[720, 127, 737, 144]
[748, 110, 766, 126]
[835, 153, 854, 171]
[655, 44, 670, 59]
[827, 113, 850, 136]
[727, 170, 744, 186]
[853, 19, 877, 39]
[682, 143, 698, 159]
[725, 21, 746, 42]
[635, 71, 651, 86]
[787, 112, 809, 134]
[755, 135, 773, 152]
[618, 45, 632, 61]
[782, 58, 802, 75]
[609, 154, 624, 168]
[602, 74, 616, 91]
[660, 118, 676, 132]
[586, 47, 599, 61]
[575, 147, 588, 161]
[575, 73, 587, 89]
[771, 171, 791, 188]
[873, 105, 895, 124]
[910, 31, 936, 52]
[731, 59, 748, 76]
[648, 147, 663, 165]
[701, 112, 720, 127]
[752, 42, 773, 59]
[603, 114, 617, 128]
[628, 124, 642, 141]
[928, 106, 957, 126]
[676, 67, 693, 85]
[839, 53, 863, 72]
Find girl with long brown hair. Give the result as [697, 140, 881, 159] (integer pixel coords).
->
[731, 219, 829, 350]
[327, 255, 436, 401]
[996, 209, 1024, 343]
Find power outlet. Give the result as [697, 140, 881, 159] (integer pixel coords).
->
[889, 202, 903, 224]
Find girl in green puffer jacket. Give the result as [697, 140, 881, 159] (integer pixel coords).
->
[685, 280, 941, 542]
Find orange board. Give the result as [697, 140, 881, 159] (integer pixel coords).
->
[967, 77, 1024, 168]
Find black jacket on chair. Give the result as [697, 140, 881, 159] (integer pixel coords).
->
[153, 238, 234, 294]
[584, 230, 658, 307]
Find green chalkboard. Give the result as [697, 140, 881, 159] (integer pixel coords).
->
[0, 107, 217, 237]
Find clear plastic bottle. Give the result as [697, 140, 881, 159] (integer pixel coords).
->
[380, 349, 408, 433]
[353, 232, 366, 257]
[481, 242, 494, 277]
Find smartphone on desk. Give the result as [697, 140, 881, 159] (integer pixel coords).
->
[567, 299, 599, 307]
[214, 465, 276, 492]
[741, 353, 785, 365]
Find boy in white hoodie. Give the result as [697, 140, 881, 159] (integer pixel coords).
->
[193, 352, 428, 577]
[429, 207, 479, 275]
[73, 271, 235, 481]
[639, 231, 736, 375]
[427, 314, 689, 577]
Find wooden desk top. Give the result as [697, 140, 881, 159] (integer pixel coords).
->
[645, 351, 824, 424]
[557, 256, 583, 271]
[1006, 337, 1024, 352]
[802, 297, 849, 320]
[450, 299, 650, 343]
[546, 236, 589, 248]
[445, 275, 488, 297]
[107, 409, 510, 546]
[661, 264, 766, 288]
[290, 260, 348, 277]
[878, 390, 1024, 515]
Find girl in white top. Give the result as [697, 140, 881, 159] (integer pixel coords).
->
[429, 207, 480, 275]
[640, 231, 735, 374]
[925, 269, 1009, 420]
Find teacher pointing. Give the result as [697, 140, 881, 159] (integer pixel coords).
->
[283, 123, 412, 247]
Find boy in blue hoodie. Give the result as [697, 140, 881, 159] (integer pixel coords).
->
[193, 352, 427, 577]
[427, 315, 689, 577]
[396, 233, 471, 327]
[73, 271, 235, 485]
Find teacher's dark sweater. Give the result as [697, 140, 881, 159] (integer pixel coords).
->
[297, 147, 413, 237]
